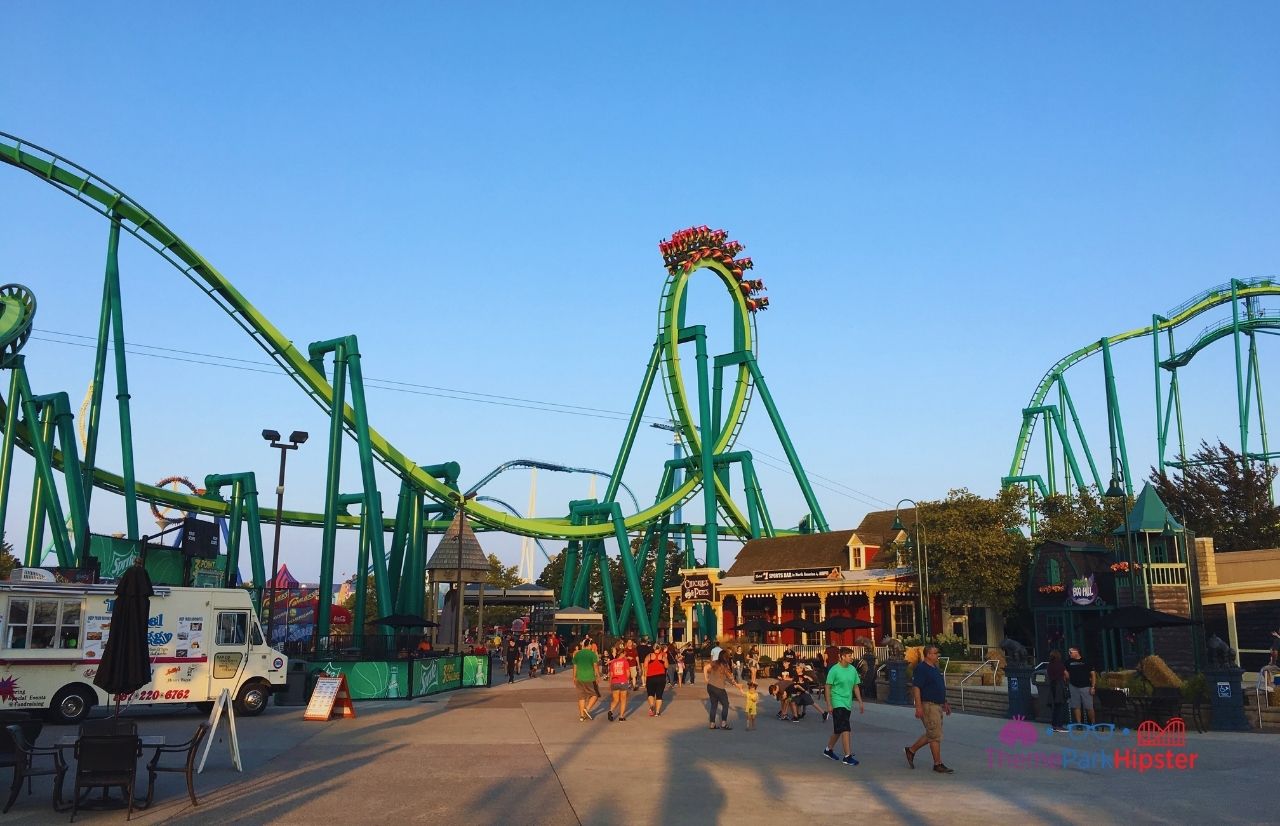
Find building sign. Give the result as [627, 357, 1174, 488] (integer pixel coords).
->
[1071, 574, 1098, 606]
[753, 567, 843, 584]
[681, 574, 715, 603]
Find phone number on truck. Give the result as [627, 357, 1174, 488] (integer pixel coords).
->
[118, 689, 191, 701]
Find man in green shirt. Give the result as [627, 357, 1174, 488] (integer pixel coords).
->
[572, 639, 602, 721]
[822, 647, 865, 766]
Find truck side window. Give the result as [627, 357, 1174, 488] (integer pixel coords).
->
[4, 597, 81, 651]
[250, 622, 264, 646]
[216, 612, 248, 646]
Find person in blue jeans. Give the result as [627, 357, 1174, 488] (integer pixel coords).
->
[681, 644, 696, 684]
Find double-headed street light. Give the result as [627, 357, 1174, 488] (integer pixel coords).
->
[891, 499, 929, 639]
[263, 429, 308, 645]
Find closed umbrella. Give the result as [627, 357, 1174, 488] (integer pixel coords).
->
[93, 560, 154, 715]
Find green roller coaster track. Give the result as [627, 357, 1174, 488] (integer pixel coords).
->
[0, 132, 827, 640]
[1004, 276, 1280, 527]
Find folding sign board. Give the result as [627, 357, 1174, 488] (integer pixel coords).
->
[304, 674, 357, 721]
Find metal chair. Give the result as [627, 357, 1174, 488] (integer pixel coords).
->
[70, 735, 142, 822]
[3, 723, 66, 814]
[1096, 688, 1135, 727]
[145, 722, 209, 808]
[1147, 687, 1184, 726]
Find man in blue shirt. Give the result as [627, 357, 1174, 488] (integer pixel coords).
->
[905, 644, 953, 774]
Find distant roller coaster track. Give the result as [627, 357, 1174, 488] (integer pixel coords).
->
[1006, 276, 1280, 501]
[0, 132, 806, 542]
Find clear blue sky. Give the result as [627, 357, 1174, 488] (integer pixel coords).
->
[2, 4, 1278, 582]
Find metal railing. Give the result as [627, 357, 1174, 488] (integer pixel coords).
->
[958, 659, 1002, 711]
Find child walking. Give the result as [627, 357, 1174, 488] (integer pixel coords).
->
[744, 682, 759, 730]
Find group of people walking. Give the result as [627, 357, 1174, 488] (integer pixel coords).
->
[502, 632, 564, 683]
[556, 635, 955, 776]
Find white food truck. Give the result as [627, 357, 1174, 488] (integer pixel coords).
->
[0, 574, 287, 723]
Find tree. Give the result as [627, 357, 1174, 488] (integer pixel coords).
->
[1034, 487, 1125, 547]
[537, 537, 683, 629]
[917, 487, 1030, 614]
[481, 553, 528, 629]
[0, 536, 17, 580]
[1149, 440, 1280, 551]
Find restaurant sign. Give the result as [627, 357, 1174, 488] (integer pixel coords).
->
[681, 574, 715, 604]
[1071, 574, 1098, 606]
[753, 567, 844, 584]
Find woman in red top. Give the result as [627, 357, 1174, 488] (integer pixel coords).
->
[643, 646, 669, 716]
[606, 644, 632, 722]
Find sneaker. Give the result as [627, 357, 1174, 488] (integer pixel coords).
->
[580, 715, 587, 722]
[648, 709, 656, 717]
[790, 716, 802, 724]
[607, 710, 615, 721]
[619, 717, 627, 722]
[933, 763, 954, 774]
[1052, 727, 1068, 733]
[842, 755, 859, 767]
[822, 711, 829, 722]
[719, 723, 732, 730]
[823, 748, 840, 762]
[904, 747, 915, 769]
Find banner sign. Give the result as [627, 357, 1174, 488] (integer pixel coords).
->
[1071, 574, 1098, 606]
[753, 567, 843, 584]
[681, 574, 714, 603]
[462, 655, 490, 687]
[315, 661, 409, 699]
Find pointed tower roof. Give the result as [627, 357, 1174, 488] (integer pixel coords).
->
[1113, 482, 1183, 534]
[272, 564, 299, 589]
[427, 510, 490, 578]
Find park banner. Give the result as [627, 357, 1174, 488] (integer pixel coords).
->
[317, 661, 410, 699]
[412, 656, 464, 697]
[681, 574, 714, 603]
[462, 655, 490, 687]
[753, 567, 843, 584]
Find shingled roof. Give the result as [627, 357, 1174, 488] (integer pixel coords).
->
[725, 531, 855, 577]
[851, 507, 915, 548]
[427, 511, 490, 577]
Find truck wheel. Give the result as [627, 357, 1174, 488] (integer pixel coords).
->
[234, 681, 269, 716]
[49, 686, 94, 725]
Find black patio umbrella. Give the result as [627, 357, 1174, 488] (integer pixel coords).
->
[777, 618, 822, 632]
[734, 618, 779, 634]
[374, 614, 440, 628]
[816, 616, 877, 632]
[1090, 606, 1200, 630]
[93, 560, 154, 714]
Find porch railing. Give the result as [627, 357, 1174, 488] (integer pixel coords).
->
[1145, 563, 1188, 586]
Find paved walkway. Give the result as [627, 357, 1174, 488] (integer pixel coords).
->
[5, 670, 1275, 824]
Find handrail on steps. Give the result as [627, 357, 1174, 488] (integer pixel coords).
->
[959, 659, 1002, 712]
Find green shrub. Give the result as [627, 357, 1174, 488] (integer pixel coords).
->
[1181, 673, 1208, 702]
[934, 633, 969, 659]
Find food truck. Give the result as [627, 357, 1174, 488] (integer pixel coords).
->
[0, 574, 287, 723]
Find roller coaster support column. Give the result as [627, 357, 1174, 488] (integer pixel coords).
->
[83, 218, 140, 540]
[688, 325, 720, 568]
[201, 473, 265, 600]
[0, 368, 22, 544]
[1101, 338, 1133, 498]
[745, 355, 829, 532]
[1231, 280, 1250, 457]
[559, 539, 580, 609]
[10, 373, 84, 567]
[604, 338, 662, 505]
[309, 335, 390, 643]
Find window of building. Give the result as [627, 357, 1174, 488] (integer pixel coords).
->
[892, 602, 916, 638]
[5, 597, 82, 650]
[1047, 559, 1062, 586]
[849, 544, 864, 570]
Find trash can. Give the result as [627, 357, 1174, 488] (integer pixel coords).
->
[276, 660, 309, 707]
[886, 660, 911, 705]
[1206, 667, 1249, 731]
[1006, 666, 1034, 719]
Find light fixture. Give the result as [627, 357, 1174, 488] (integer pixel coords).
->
[261, 429, 281, 443]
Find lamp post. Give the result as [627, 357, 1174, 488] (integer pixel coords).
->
[262, 429, 308, 646]
[455, 491, 477, 653]
[890, 499, 929, 640]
